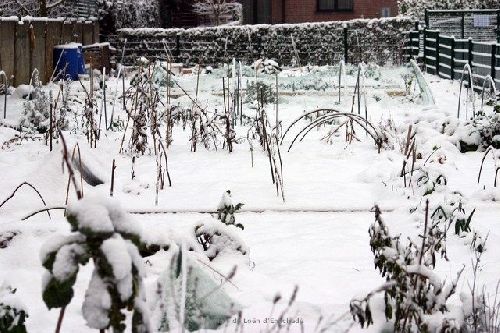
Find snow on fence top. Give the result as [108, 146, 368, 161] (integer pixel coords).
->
[115, 17, 415, 67]
[119, 16, 414, 36]
[0, 16, 97, 23]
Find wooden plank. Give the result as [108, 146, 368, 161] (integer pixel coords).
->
[0, 20, 16, 83]
[61, 21, 74, 44]
[74, 21, 84, 43]
[93, 21, 100, 43]
[82, 22, 94, 45]
[14, 22, 31, 86]
[31, 21, 47, 83]
[45, 21, 62, 82]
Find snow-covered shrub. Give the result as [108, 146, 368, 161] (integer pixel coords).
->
[364, 63, 382, 81]
[398, 0, 498, 20]
[0, 284, 28, 333]
[395, 141, 476, 236]
[195, 220, 248, 261]
[411, 168, 447, 196]
[245, 80, 275, 106]
[40, 196, 151, 332]
[192, 0, 242, 26]
[154, 247, 239, 331]
[253, 59, 282, 75]
[280, 76, 331, 92]
[98, 0, 160, 35]
[152, 63, 175, 88]
[19, 76, 50, 134]
[217, 190, 244, 230]
[455, 112, 500, 152]
[430, 192, 475, 236]
[350, 205, 464, 332]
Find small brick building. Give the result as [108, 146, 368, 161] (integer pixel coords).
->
[239, 0, 398, 24]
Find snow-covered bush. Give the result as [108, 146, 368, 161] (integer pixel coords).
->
[40, 196, 151, 332]
[253, 59, 282, 75]
[195, 220, 248, 261]
[350, 205, 464, 332]
[193, 0, 242, 26]
[0, 283, 28, 333]
[217, 190, 244, 230]
[430, 192, 475, 236]
[98, 0, 160, 35]
[245, 80, 276, 106]
[19, 76, 50, 134]
[364, 63, 382, 81]
[455, 112, 500, 152]
[152, 63, 175, 88]
[0, 0, 159, 29]
[280, 77, 331, 92]
[398, 0, 498, 20]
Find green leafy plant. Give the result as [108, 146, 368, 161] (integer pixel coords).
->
[245, 80, 276, 106]
[217, 190, 244, 230]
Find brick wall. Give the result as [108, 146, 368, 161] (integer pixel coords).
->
[271, 0, 398, 24]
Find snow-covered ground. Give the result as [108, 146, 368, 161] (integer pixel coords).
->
[0, 64, 499, 332]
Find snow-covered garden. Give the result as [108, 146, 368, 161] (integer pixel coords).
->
[0, 59, 499, 332]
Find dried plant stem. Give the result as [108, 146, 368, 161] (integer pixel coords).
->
[49, 103, 53, 151]
[22, 207, 66, 221]
[478, 147, 493, 184]
[110, 159, 116, 197]
[0, 182, 51, 219]
[54, 305, 66, 333]
[59, 130, 83, 200]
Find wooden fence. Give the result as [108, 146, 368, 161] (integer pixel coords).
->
[404, 29, 500, 90]
[0, 17, 99, 86]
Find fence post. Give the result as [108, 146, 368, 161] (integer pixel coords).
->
[175, 34, 180, 61]
[424, 9, 429, 28]
[436, 30, 440, 77]
[468, 38, 473, 68]
[343, 26, 348, 63]
[491, 43, 497, 81]
[423, 28, 428, 71]
[461, 13, 465, 39]
[450, 37, 455, 80]
[497, 10, 500, 43]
